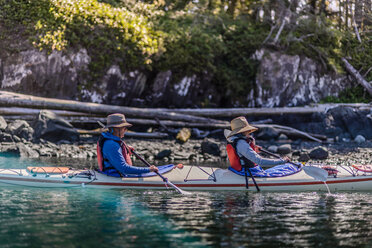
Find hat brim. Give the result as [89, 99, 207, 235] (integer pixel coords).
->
[106, 122, 132, 128]
[227, 125, 258, 138]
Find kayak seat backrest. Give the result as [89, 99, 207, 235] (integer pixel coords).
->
[27, 167, 70, 174]
[321, 166, 339, 175]
[98, 164, 175, 178]
[228, 163, 301, 178]
[352, 164, 372, 173]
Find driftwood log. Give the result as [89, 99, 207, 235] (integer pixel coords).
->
[3, 115, 231, 129]
[0, 92, 339, 142]
[78, 129, 169, 139]
[0, 107, 96, 117]
[157, 103, 372, 117]
[0, 96, 370, 119]
[0, 91, 223, 124]
[7, 114, 319, 141]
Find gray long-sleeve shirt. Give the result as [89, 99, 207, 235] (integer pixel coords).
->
[232, 135, 285, 167]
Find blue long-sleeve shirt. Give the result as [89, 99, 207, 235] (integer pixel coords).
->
[231, 135, 285, 167]
[101, 132, 150, 176]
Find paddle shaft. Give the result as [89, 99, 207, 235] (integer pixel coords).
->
[259, 148, 300, 168]
[245, 166, 260, 192]
[130, 150, 187, 194]
[244, 169, 249, 189]
[131, 150, 168, 182]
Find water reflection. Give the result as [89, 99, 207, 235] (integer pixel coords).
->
[139, 191, 372, 247]
[0, 188, 204, 248]
[0, 154, 372, 247]
[0, 186, 371, 247]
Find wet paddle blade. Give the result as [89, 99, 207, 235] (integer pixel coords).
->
[224, 129, 232, 142]
[303, 166, 328, 182]
[167, 181, 192, 195]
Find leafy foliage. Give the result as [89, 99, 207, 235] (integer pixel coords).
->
[321, 86, 372, 103]
[0, 0, 163, 76]
[0, 0, 371, 105]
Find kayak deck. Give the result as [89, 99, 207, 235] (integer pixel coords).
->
[0, 164, 372, 191]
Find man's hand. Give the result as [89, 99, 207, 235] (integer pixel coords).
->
[149, 165, 159, 173]
[255, 145, 262, 153]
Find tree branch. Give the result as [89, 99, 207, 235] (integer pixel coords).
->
[353, 19, 362, 43]
[263, 24, 277, 44]
[342, 58, 372, 96]
[273, 18, 287, 44]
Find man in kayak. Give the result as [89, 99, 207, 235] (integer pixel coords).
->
[97, 113, 158, 177]
[226, 116, 289, 171]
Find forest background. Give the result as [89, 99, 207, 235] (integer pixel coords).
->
[0, 0, 371, 107]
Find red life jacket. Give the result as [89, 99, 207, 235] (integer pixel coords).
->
[226, 137, 257, 171]
[97, 136, 133, 172]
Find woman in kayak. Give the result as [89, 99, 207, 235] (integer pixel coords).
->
[226, 116, 289, 170]
[97, 113, 158, 177]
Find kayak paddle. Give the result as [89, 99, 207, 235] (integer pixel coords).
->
[131, 150, 192, 195]
[259, 148, 328, 182]
[302, 166, 328, 182]
[97, 121, 190, 194]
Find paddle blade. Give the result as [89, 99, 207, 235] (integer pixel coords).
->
[224, 129, 232, 142]
[303, 166, 328, 182]
[167, 181, 192, 195]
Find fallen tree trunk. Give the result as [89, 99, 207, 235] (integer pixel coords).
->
[342, 58, 372, 96]
[161, 106, 327, 117]
[78, 129, 169, 139]
[3, 115, 230, 129]
[0, 91, 222, 123]
[5, 115, 323, 141]
[73, 117, 230, 128]
[156, 103, 371, 117]
[0, 107, 97, 117]
[1, 102, 371, 119]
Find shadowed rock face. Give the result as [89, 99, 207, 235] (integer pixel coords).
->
[1, 49, 90, 99]
[0, 48, 354, 107]
[251, 49, 353, 107]
[326, 106, 372, 139]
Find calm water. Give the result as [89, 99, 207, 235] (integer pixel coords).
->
[0, 153, 372, 247]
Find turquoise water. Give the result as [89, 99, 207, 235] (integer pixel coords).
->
[0, 153, 372, 247]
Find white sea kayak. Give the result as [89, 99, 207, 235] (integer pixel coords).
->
[0, 164, 371, 191]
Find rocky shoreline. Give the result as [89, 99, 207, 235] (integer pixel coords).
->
[1, 135, 371, 170]
[0, 106, 371, 169]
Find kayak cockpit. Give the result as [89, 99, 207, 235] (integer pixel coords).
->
[228, 163, 301, 178]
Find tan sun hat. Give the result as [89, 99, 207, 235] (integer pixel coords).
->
[226, 116, 258, 138]
[105, 113, 132, 128]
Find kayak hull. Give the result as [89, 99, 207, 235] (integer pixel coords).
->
[0, 165, 371, 191]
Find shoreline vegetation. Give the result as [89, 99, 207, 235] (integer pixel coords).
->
[0, 0, 371, 107]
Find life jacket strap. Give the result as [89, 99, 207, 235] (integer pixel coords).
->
[226, 137, 257, 171]
[97, 135, 133, 172]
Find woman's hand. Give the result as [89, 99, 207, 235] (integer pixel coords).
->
[149, 165, 159, 172]
[255, 145, 262, 153]
[282, 156, 290, 163]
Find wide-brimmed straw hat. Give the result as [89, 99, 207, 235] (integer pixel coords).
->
[105, 113, 132, 128]
[226, 116, 258, 138]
